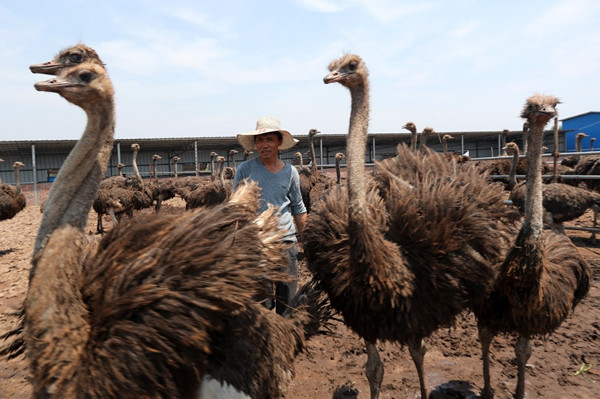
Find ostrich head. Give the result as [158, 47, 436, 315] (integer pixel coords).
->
[335, 152, 345, 162]
[402, 122, 417, 133]
[13, 161, 25, 170]
[173, 156, 180, 163]
[308, 129, 320, 138]
[442, 134, 454, 142]
[520, 94, 559, 127]
[30, 44, 105, 75]
[34, 63, 113, 107]
[228, 149, 238, 159]
[503, 142, 520, 156]
[210, 151, 218, 159]
[422, 127, 435, 137]
[131, 143, 140, 152]
[323, 54, 369, 88]
[153, 154, 162, 162]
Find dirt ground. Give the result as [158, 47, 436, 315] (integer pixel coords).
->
[0, 186, 598, 399]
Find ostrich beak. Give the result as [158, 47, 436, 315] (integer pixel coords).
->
[323, 70, 346, 84]
[30, 61, 63, 75]
[34, 77, 81, 92]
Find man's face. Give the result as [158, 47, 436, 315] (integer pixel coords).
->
[255, 132, 282, 159]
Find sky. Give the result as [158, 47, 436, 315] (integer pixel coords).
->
[1, 0, 599, 141]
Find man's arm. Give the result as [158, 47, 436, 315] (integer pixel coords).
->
[293, 212, 307, 233]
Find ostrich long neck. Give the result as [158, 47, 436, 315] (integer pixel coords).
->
[211, 157, 216, 182]
[27, 96, 114, 392]
[173, 160, 178, 179]
[132, 148, 143, 185]
[14, 166, 21, 195]
[410, 130, 417, 152]
[309, 135, 318, 175]
[153, 159, 159, 183]
[347, 82, 370, 221]
[336, 158, 342, 185]
[34, 101, 115, 255]
[508, 149, 519, 191]
[524, 121, 544, 237]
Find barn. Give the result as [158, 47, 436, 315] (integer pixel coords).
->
[562, 111, 600, 152]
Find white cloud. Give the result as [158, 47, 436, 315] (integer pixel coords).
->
[295, 0, 347, 13]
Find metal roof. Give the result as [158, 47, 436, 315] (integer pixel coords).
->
[0, 129, 538, 156]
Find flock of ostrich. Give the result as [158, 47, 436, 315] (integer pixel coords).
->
[0, 45, 596, 399]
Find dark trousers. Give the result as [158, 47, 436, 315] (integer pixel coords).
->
[263, 243, 298, 315]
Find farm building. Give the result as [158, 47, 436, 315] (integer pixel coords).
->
[0, 122, 574, 205]
[562, 112, 600, 152]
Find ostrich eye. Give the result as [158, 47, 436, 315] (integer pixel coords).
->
[347, 62, 357, 72]
[79, 72, 93, 83]
[69, 53, 83, 63]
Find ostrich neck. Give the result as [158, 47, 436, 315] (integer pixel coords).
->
[34, 100, 115, 255]
[14, 168, 21, 194]
[218, 162, 225, 184]
[509, 151, 519, 190]
[419, 134, 427, 151]
[443, 141, 448, 155]
[524, 122, 544, 237]
[173, 161, 178, 179]
[336, 159, 341, 184]
[211, 158, 216, 181]
[153, 160, 159, 183]
[346, 82, 370, 221]
[410, 132, 417, 152]
[26, 97, 114, 390]
[132, 149, 142, 184]
[309, 137, 318, 175]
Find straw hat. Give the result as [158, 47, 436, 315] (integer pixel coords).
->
[237, 116, 299, 151]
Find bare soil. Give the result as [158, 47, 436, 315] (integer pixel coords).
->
[1, 187, 598, 399]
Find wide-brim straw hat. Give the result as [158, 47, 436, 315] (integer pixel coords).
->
[237, 116, 299, 151]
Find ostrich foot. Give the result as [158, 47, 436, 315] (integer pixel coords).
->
[408, 336, 428, 399]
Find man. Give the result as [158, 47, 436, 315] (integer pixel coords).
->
[233, 116, 307, 314]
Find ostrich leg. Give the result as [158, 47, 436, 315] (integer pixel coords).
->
[479, 326, 495, 399]
[408, 336, 428, 399]
[365, 340, 383, 399]
[514, 336, 532, 399]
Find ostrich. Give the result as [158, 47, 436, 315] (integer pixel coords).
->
[243, 149, 253, 161]
[561, 132, 588, 167]
[21, 60, 332, 399]
[500, 129, 509, 155]
[503, 142, 521, 191]
[506, 142, 600, 233]
[293, 151, 309, 172]
[117, 162, 125, 177]
[186, 156, 231, 210]
[418, 126, 434, 152]
[172, 156, 180, 178]
[149, 154, 176, 211]
[334, 152, 345, 185]
[222, 149, 238, 180]
[94, 143, 150, 233]
[302, 53, 519, 399]
[476, 94, 591, 399]
[0, 161, 27, 221]
[591, 137, 596, 151]
[442, 134, 454, 156]
[522, 121, 530, 155]
[298, 129, 331, 211]
[402, 122, 418, 152]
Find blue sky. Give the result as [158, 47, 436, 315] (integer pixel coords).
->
[1, 0, 599, 141]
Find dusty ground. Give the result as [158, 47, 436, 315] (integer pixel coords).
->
[0, 186, 598, 399]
